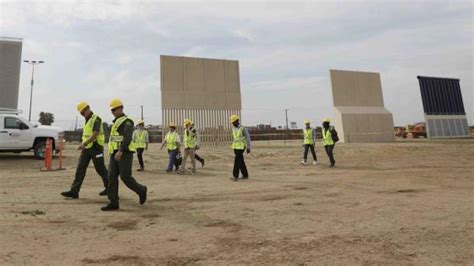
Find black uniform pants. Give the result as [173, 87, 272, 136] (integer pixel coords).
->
[107, 152, 146, 205]
[324, 144, 336, 166]
[303, 144, 317, 162]
[195, 153, 204, 164]
[233, 149, 248, 178]
[136, 148, 145, 169]
[71, 147, 108, 193]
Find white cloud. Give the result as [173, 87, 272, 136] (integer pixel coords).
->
[2, 0, 473, 129]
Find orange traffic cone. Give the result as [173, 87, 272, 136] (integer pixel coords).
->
[40, 139, 54, 171]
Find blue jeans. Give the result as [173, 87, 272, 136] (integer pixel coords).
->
[167, 149, 178, 172]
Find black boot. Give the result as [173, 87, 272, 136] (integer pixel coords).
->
[101, 203, 119, 211]
[61, 191, 79, 199]
[99, 189, 108, 196]
[139, 186, 147, 205]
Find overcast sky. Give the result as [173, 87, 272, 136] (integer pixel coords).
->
[1, 0, 473, 129]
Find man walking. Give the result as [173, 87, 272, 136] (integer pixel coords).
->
[191, 122, 205, 167]
[133, 120, 148, 171]
[322, 118, 336, 167]
[160, 123, 181, 173]
[61, 102, 108, 199]
[101, 98, 147, 211]
[229, 115, 252, 181]
[178, 119, 198, 175]
[301, 120, 317, 165]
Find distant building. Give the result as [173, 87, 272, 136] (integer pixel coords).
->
[256, 124, 273, 130]
[290, 122, 297, 129]
[0, 37, 23, 110]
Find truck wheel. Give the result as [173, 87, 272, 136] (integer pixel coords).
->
[34, 141, 47, 160]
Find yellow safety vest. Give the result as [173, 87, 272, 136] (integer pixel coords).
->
[303, 128, 314, 145]
[134, 130, 148, 149]
[82, 114, 105, 149]
[165, 131, 178, 150]
[108, 116, 136, 154]
[322, 127, 334, 146]
[231, 126, 247, 150]
[183, 128, 197, 149]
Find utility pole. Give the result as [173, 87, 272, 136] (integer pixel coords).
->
[140, 105, 144, 120]
[284, 108, 290, 146]
[74, 116, 78, 131]
[23, 60, 45, 121]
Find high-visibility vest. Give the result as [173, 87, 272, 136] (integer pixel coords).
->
[183, 128, 197, 149]
[322, 127, 335, 146]
[303, 128, 314, 145]
[82, 114, 105, 149]
[108, 116, 136, 154]
[134, 130, 148, 149]
[231, 126, 247, 150]
[165, 131, 178, 150]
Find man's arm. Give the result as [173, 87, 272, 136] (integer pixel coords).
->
[145, 131, 149, 150]
[160, 139, 167, 150]
[119, 120, 134, 152]
[193, 128, 200, 147]
[176, 133, 181, 148]
[244, 127, 252, 150]
[82, 117, 101, 147]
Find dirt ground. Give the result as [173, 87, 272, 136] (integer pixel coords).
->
[0, 139, 473, 265]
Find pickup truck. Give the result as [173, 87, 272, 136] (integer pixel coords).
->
[0, 113, 64, 159]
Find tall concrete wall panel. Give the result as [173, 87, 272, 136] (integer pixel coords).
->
[160, 55, 242, 145]
[330, 69, 395, 143]
[0, 38, 23, 110]
[184, 58, 204, 92]
[331, 70, 384, 107]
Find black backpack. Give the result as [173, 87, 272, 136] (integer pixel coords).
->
[330, 127, 339, 143]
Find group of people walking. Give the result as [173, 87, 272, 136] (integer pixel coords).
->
[301, 118, 337, 167]
[61, 98, 337, 211]
[61, 99, 147, 211]
[160, 119, 205, 174]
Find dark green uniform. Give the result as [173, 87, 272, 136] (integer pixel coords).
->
[70, 114, 108, 193]
[107, 115, 147, 206]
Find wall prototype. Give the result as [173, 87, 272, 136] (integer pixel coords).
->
[0, 38, 23, 110]
[417, 76, 470, 138]
[330, 69, 395, 143]
[160, 55, 241, 145]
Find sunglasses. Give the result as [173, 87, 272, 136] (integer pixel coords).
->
[111, 107, 120, 112]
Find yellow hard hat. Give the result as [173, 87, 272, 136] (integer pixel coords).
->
[169, 122, 176, 128]
[323, 118, 330, 123]
[304, 120, 310, 124]
[184, 118, 193, 126]
[76, 101, 89, 113]
[137, 120, 144, 125]
[230, 115, 240, 123]
[109, 98, 123, 110]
